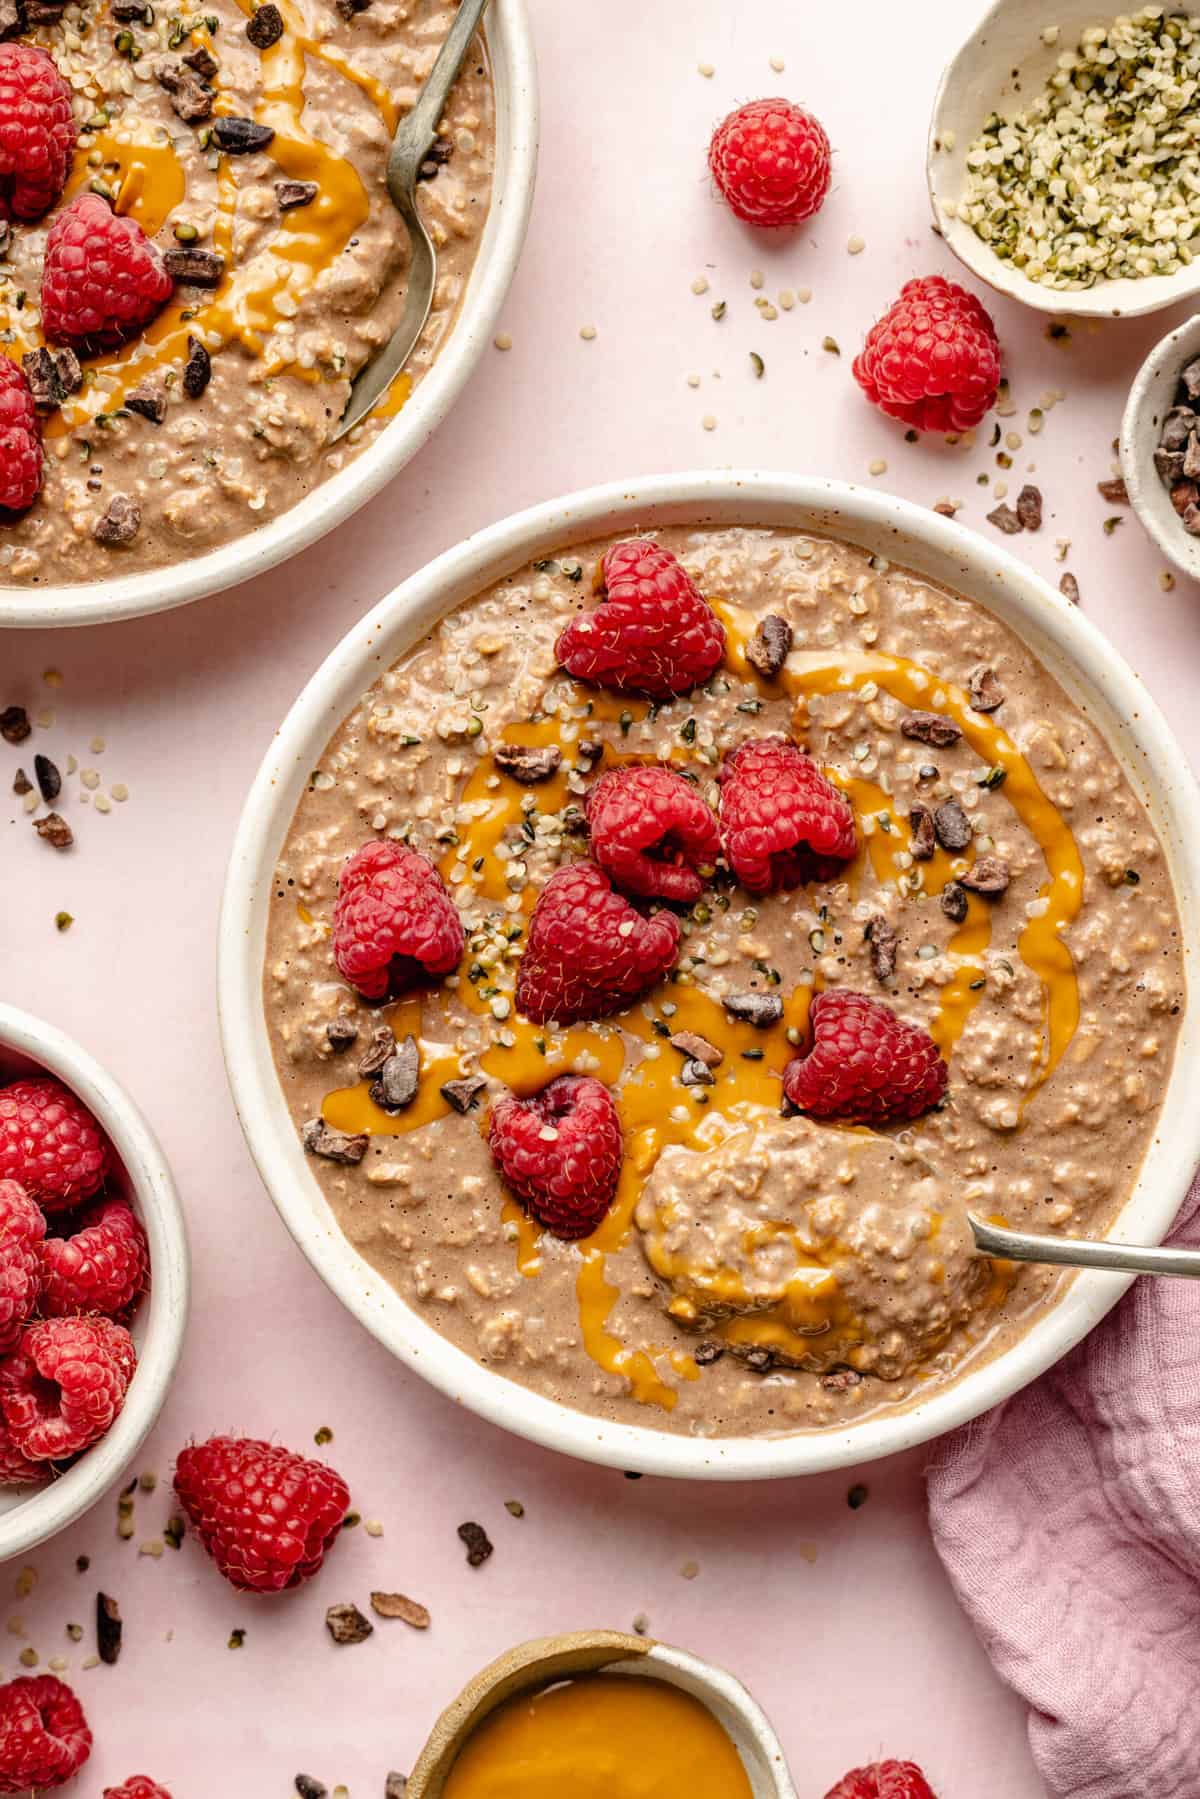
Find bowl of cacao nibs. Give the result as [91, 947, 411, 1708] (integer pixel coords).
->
[0, 1001, 189, 1557]
[1121, 312, 1200, 581]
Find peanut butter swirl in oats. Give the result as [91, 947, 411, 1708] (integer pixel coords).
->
[264, 526, 1184, 1438]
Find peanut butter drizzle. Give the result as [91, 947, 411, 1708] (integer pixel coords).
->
[66, 125, 187, 236]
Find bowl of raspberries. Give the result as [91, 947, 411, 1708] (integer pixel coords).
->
[0, 1001, 188, 1558]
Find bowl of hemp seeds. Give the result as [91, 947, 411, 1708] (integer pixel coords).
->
[1121, 311, 1200, 580]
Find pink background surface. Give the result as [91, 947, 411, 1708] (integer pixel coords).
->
[4, 0, 1199, 1790]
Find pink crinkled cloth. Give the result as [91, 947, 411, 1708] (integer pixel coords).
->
[927, 1173, 1200, 1799]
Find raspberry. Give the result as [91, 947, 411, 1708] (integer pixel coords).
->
[516, 862, 680, 1025]
[0, 1415, 49, 1488]
[0, 357, 41, 514]
[0, 1315, 136, 1461]
[0, 1675, 91, 1793]
[708, 98, 832, 227]
[0, 1182, 45, 1355]
[42, 1197, 148, 1320]
[718, 737, 856, 893]
[103, 1779, 173, 1799]
[489, 1074, 622, 1240]
[853, 276, 1001, 434]
[824, 1761, 938, 1799]
[41, 193, 174, 354]
[556, 539, 725, 698]
[783, 991, 948, 1125]
[0, 1077, 111, 1212]
[174, 1436, 350, 1593]
[0, 45, 76, 224]
[586, 764, 720, 903]
[332, 840, 464, 1004]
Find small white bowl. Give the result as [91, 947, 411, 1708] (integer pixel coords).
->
[929, 0, 1200, 319]
[218, 470, 1200, 1481]
[405, 1632, 796, 1799]
[0, 0, 538, 631]
[0, 1002, 189, 1558]
[1120, 312, 1200, 583]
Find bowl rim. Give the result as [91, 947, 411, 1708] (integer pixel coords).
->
[217, 469, 1200, 1480]
[1120, 312, 1200, 582]
[0, 0, 539, 631]
[0, 1000, 190, 1557]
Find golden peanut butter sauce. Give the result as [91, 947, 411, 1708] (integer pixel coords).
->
[440, 1676, 754, 1799]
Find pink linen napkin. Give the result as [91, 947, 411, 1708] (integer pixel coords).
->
[927, 1173, 1200, 1799]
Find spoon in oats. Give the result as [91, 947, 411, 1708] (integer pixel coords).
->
[970, 1214, 1200, 1281]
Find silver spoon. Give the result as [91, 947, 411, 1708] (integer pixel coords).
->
[969, 1213, 1200, 1280]
[334, 0, 491, 441]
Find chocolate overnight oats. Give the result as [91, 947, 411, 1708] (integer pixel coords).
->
[263, 527, 1185, 1438]
[0, 0, 493, 584]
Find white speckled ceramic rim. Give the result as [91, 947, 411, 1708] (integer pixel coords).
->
[217, 470, 1200, 1480]
[0, 0, 539, 630]
[1120, 312, 1200, 584]
[0, 1001, 190, 1557]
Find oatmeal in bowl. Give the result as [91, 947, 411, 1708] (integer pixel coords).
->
[219, 474, 1200, 1478]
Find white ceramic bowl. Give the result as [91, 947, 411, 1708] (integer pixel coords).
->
[218, 471, 1200, 1480]
[929, 0, 1200, 318]
[0, 1001, 189, 1556]
[0, 0, 538, 631]
[1120, 312, 1200, 583]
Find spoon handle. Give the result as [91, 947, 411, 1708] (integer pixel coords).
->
[969, 1213, 1200, 1280]
[387, 0, 491, 191]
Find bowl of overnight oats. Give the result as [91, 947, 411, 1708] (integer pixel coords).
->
[0, 0, 536, 627]
[218, 471, 1200, 1478]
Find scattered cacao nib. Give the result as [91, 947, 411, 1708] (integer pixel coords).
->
[743, 1346, 774, 1374]
[96, 1592, 122, 1665]
[820, 1367, 862, 1394]
[1182, 357, 1200, 402]
[575, 738, 603, 767]
[21, 347, 66, 411]
[125, 379, 167, 424]
[865, 914, 898, 984]
[1171, 479, 1200, 516]
[0, 705, 30, 744]
[908, 804, 936, 861]
[1096, 477, 1129, 505]
[847, 1483, 870, 1510]
[24, 0, 65, 21]
[457, 1521, 493, 1568]
[1161, 406, 1195, 451]
[721, 990, 783, 1028]
[93, 494, 141, 547]
[668, 1030, 722, 1067]
[326, 1014, 359, 1051]
[335, 0, 371, 19]
[213, 115, 275, 153]
[940, 881, 969, 924]
[1015, 484, 1043, 530]
[417, 136, 453, 182]
[0, 0, 22, 40]
[1154, 447, 1186, 483]
[692, 1340, 724, 1366]
[301, 1118, 368, 1165]
[440, 1074, 486, 1114]
[933, 798, 972, 853]
[182, 42, 218, 77]
[745, 613, 793, 680]
[34, 813, 73, 850]
[112, 0, 151, 18]
[901, 710, 962, 748]
[959, 856, 1011, 897]
[1185, 436, 1200, 482]
[33, 753, 60, 803]
[294, 1779, 327, 1799]
[369, 1037, 420, 1113]
[369, 1591, 430, 1628]
[492, 741, 562, 783]
[156, 61, 214, 123]
[679, 1057, 715, 1088]
[358, 1025, 397, 1078]
[1059, 572, 1081, 605]
[12, 768, 31, 796]
[1184, 504, 1200, 538]
[53, 347, 81, 394]
[385, 1778, 407, 1799]
[277, 179, 318, 211]
[987, 502, 1023, 535]
[246, 0, 283, 45]
[164, 247, 225, 287]
[932, 499, 959, 518]
[324, 1602, 372, 1646]
[183, 335, 212, 399]
[967, 664, 1004, 713]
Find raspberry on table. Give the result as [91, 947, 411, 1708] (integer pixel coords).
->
[555, 539, 725, 697]
[0, 44, 76, 223]
[0, 1315, 136, 1461]
[0, 1077, 111, 1211]
[853, 275, 1001, 434]
[0, 1675, 91, 1794]
[489, 1074, 622, 1240]
[0, 1181, 45, 1355]
[718, 737, 856, 893]
[0, 357, 42, 515]
[708, 97, 832, 227]
[41, 194, 174, 353]
[586, 764, 720, 903]
[42, 1197, 148, 1320]
[174, 1435, 351, 1593]
[783, 991, 948, 1125]
[515, 861, 680, 1025]
[824, 1760, 938, 1799]
[332, 839, 465, 1003]
[103, 1778, 173, 1799]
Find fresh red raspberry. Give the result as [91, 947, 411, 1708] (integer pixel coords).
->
[0, 1182, 45, 1356]
[489, 1074, 622, 1240]
[103, 1778, 173, 1799]
[0, 1315, 136, 1462]
[516, 861, 680, 1025]
[42, 1197, 148, 1320]
[556, 539, 725, 698]
[332, 839, 464, 1004]
[718, 737, 856, 894]
[783, 991, 948, 1125]
[0, 357, 41, 514]
[41, 193, 174, 353]
[708, 97, 832, 227]
[586, 764, 720, 903]
[853, 276, 1001, 434]
[824, 1760, 938, 1799]
[0, 1675, 91, 1793]
[174, 1435, 350, 1593]
[0, 45, 76, 224]
[0, 1077, 111, 1212]
[0, 1414, 49, 1488]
